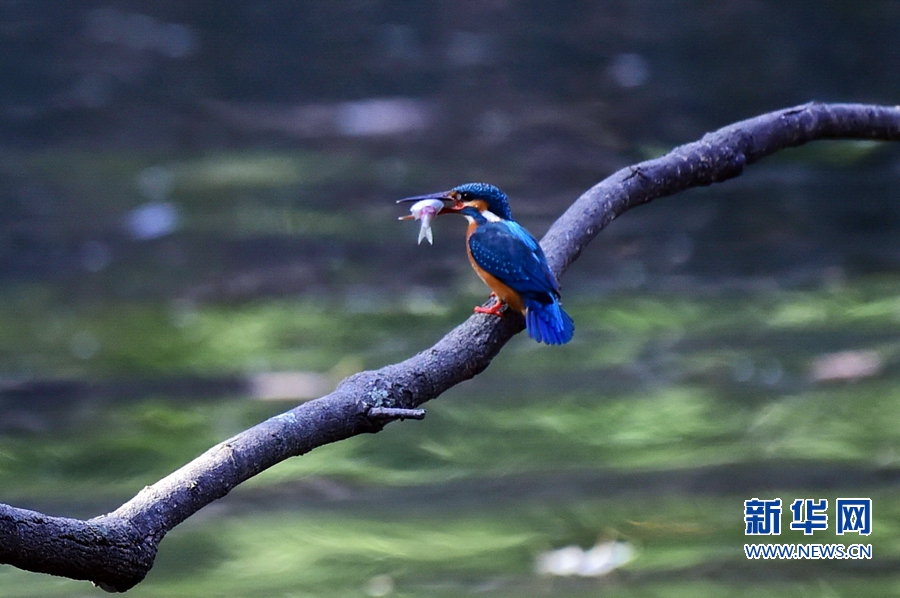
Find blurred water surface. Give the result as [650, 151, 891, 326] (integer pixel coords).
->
[1, 3, 900, 597]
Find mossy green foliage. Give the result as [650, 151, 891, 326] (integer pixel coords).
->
[1, 279, 899, 596]
[2, 146, 900, 595]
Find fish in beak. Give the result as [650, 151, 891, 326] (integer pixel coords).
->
[397, 192, 462, 245]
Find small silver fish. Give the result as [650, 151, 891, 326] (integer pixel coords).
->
[402, 198, 445, 245]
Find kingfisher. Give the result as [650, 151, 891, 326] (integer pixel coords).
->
[399, 182, 574, 345]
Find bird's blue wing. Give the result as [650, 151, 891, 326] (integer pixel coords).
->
[467, 221, 560, 298]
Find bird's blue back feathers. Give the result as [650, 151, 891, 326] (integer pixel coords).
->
[468, 221, 573, 344]
[468, 222, 558, 297]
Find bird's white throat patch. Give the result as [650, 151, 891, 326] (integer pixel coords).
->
[481, 209, 502, 222]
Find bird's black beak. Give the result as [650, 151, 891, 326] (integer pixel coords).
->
[396, 191, 464, 220]
[396, 191, 455, 204]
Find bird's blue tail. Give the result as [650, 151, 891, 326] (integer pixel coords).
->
[524, 298, 574, 345]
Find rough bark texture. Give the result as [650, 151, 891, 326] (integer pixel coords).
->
[1, 102, 899, 591]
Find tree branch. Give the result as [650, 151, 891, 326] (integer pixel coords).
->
[2, 102, 899, 591]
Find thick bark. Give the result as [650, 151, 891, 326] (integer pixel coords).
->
[1, 102, 899, 591]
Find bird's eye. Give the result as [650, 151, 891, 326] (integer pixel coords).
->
[459, 191, 472, 200]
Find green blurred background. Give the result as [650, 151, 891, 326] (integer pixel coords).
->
[2, 2, 900, 596]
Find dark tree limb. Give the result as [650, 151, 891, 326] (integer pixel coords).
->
[1, 102, 899, 591]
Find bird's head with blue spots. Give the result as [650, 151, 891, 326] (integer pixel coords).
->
[451, 182, 512, 220]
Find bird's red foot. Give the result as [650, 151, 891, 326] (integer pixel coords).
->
[474, 295, 505, 317]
